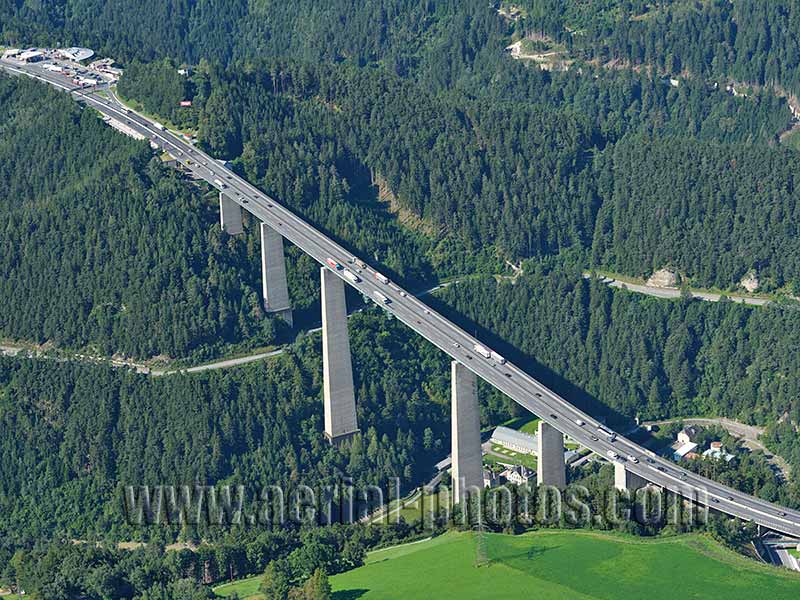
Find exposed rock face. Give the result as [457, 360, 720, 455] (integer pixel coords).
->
[646, 268, 679, 288]
[740, 270, 760, 293]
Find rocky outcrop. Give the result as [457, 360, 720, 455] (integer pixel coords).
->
[646, 268, 679, 288]
[740, 270, 760, 293]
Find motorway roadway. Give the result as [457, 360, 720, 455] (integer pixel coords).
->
[4, 58, 800, 538]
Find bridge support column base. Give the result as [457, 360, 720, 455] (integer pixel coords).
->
[321, 267, 358, 442]
[324, 429, 361, 446]
[451, 361, 483, 504]
[537, 421, 566, 488]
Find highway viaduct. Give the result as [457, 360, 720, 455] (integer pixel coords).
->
[3, 58, 800, 538]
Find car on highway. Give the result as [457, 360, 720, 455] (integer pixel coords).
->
[400, 291, 407, 297]
[549, 413, 558, 419]
[606, 450, 619, 461]
[590, 435, 599, 442]
[575, 419, 585, 426]
[627, 455, 639, 463]
[504, 372, 512, 378]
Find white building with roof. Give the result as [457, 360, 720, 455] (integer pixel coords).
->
[58, 47, 94, 62]
[491, 426, 537, 454]
[501, 465, 535, 485]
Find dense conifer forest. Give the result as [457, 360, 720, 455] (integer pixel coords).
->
[2, 1, 800, 595]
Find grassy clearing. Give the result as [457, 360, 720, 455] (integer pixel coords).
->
[395, 489, 451, 525]
[518, 418, 540, 435]
[485, 450, 538, 471]
[330, 530, 800, 599]
[214, 574, 262, 599]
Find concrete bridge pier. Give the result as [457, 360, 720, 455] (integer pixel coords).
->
[219, 192, 244, 235]
[321, 267, 358, 444]
[614, 462, 647, 493]
[537, 421, 566, 488]
[451, 361, 483, 504]
[260, 223, 293, 326]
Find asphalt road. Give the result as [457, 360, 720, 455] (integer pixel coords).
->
[585, 273, 771, 306]
[4, 58, 800, 538]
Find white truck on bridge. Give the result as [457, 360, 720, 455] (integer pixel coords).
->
[373, 290, 390, 305]
[343, 269, 361, 284]
[474, 344, 491, 359]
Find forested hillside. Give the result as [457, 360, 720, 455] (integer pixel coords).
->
[0, 309, 479, 545]
[0, 74, 317, 359]
[0, 0, 490, 68]
[435, 261, 800, 491]
[520, 0, 800, 98]
[592, 136, 800, 289]
[439, 262, 800, 426]
[118, 57, 800, 289]
[3, 0, 800, 344]
[3, 3, 800, 593]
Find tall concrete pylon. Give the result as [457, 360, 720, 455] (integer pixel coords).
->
[451, 361, 483, 504]
[537, 420, 566, 488]
[321, 266, 358, 443]
[614, 462, 648, 493]
[260, 222, 293, 326]
[219, 192, 244, 235]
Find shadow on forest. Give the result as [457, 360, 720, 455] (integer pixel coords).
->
[424, 293, 631, 430]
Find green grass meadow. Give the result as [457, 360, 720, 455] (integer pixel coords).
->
[215, 530, 800, 600]
[214, 573, 263, 599]
[329, 530, 800, 600]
